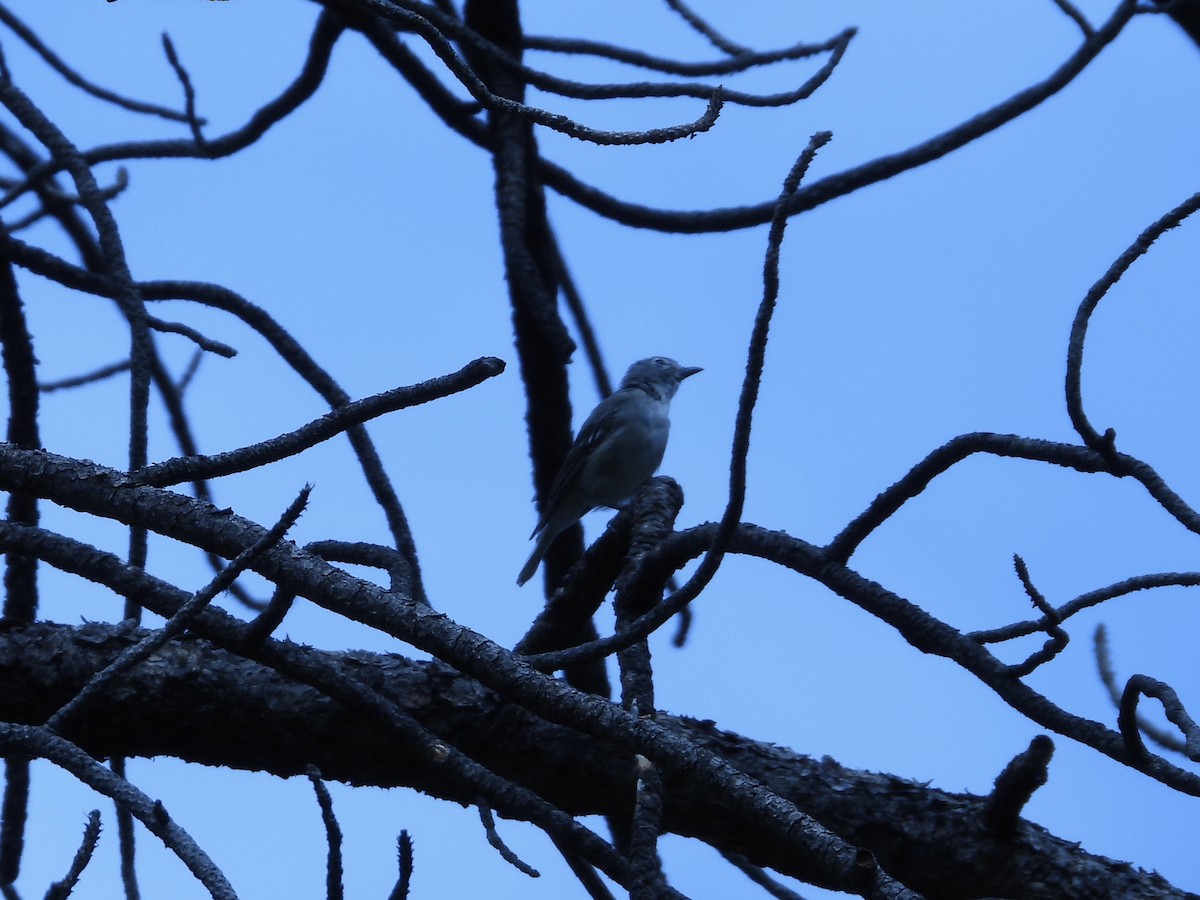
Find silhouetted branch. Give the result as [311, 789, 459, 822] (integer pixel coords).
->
[0, 446, 919, 898]
[45, 487, 310, 734]
[0, 12, 345, 205]
[0, 725, 235, 899]
[982, 736, 1055, 836]
[535, 135, 834, 670]
[1004, 555, 1070, 677]
[386, 831, 413, 900]
[1066, 188, 1200, 452]
[0, 3, 196, 123]
[535, 0, 1138, 232]
[160, 33, 205, 146]
[307, 767, 344, 900]
[627, 754, 667, 899]
[135, 357, 505, 487]
[145, 316, 236, 358]
[44, 810, 102, 900]
[1049, 0, 1095, 36]
[1119, 674, 1200, 762]
[662, 0, 751, 55]
[974, 573, 1200, 646]
[524, 31, 844, 77]
[479, 806, 539, 878]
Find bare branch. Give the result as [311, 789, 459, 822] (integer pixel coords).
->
[1119, 674, 1200, 762]
[1094, 624, 1187, 756]
[479, 806, 539, 878]
[973, 572, 1200, 645]
[306, 767, 344, 900]
[0, 446, 920, 898]
[1065, 188, 1200, 452]
[38, 360, 131, 393]
[146, 316, 237, 358]
[45, 487, 310, 735]
[44, 810, 102, 900]
[523, 31, 846, 77]
[1049, 0, 1095, 36]
[1003, 555, 1070, 677]
[135, 357, 505, 487]
[160, 33, 205, 147]
[0, 3, 196, 123]
[662, 0, 751, 55]
[386, 831, 413, 900]
[627, 755, 667, 899]
[0, 12, 346, 207]
[0, 725, 236, 899]
[982, 736, 1055, 836]
[538, 134, 835, 668]
[535, 0, 1139, 232]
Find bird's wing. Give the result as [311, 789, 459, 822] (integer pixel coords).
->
[531, 392, 629, 537]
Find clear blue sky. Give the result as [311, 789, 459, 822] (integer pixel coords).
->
[5, 1, 1200, 896]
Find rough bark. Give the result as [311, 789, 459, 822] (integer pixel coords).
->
[0, 621, 1189, 900]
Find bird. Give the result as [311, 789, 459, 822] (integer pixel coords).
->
[517, 356, 701, 587]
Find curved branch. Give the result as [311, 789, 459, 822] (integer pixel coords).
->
[0, 618, 1186, 898]
[0, 3, 196, 124]
[0, 234, 433, 605]
[335, 0, 729, 145]
[825, 432, 1200, 564]
[1065, 188, 1200, 451]
[536, 0, 1138, 231]
[0, 445, 919, 899]
[523, 31, 844, 77]
[0, 12, 345, 209]
[135, 357, 505, 487]
[0, 724, 236, 899]
[971, 572, 1200, 644]
[647, 523, 1200, 796]
[1119, 675, 1200, 762]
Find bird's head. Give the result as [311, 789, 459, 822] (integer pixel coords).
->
[620, 356, 702, 400]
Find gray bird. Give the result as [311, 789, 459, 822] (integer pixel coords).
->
[517, 356, 701, 586]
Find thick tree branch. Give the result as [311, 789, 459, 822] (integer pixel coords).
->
[0, 622, 1186, 900]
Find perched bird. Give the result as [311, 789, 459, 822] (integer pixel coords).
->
[517, 356, 701, 587]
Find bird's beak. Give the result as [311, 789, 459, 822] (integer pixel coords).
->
[679, 366, 702, 380]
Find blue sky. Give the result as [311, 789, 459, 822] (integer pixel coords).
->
[4, 1, 1200, 896]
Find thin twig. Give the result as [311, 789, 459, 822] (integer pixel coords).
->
[307, 767, 344, 900]
[1094, 624, 1185, 754]
[533, 1, 1138, 233]
[0, 725, 236, 899]
[0, 3, 197, 123]
[1049, 0, 1095, 36]
[135, 357, 504, 487]
[973, 572, 1200, 645]
[1004, 555, 1069, 676]
[161, 33, 206, 146]
[39, 360, 130, 393]
[44, 810, 102, 900]
[1065, 189, 1200, 453]
[147, 316, 236, 358]
[386, 831, 414, 900]
[662, 0, 751, 55]
[524, 30, 844, 77]
[1118, 674, 1200, 761]
[719, 850, 807, 900]
[478, 806, 539, 877]
[45, 487, 310, 733]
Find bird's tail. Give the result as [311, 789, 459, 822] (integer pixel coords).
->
[516, 528, 554, 586]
